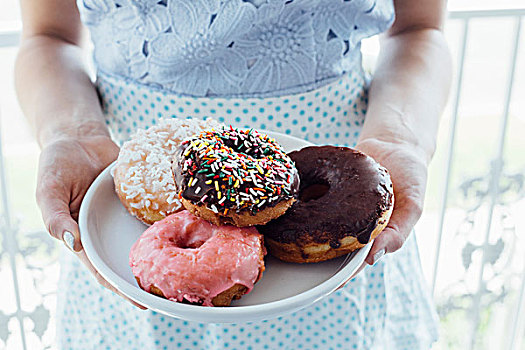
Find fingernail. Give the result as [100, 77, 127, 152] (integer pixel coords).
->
[372, 249, 386, 265]
[62, 231, 77, 252]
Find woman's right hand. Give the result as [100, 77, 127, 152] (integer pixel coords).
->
[36, 133, 145, 309]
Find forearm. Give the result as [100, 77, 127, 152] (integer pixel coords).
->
[359, 28, 452, 164]
[15, 35, 108, 148]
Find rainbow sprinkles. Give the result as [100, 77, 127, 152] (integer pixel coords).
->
[174, 126, 299, 216]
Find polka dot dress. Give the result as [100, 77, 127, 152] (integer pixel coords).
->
[96, 71, 368, 147]
[57, 72, 439, 349]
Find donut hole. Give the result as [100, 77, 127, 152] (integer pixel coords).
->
[299, 183, 330, 202]
[169, 237, 207, 249]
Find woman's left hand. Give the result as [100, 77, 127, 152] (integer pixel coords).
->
[355, 137, 430, 265]
[338, 138, 429, 285]
[337, 0, 451, 282]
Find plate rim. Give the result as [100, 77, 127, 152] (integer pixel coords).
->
[79, 131, 371, 322]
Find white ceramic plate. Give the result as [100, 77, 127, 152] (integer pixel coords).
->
[79, 131, 371, 323]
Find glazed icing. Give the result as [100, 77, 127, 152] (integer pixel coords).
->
[129, 210, 265, 306]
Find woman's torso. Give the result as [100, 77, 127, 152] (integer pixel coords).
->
[79, 0, 394, 98]
[57, 2, 439, 349]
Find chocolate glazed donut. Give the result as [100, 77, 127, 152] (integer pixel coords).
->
[257, 146, 394, 263]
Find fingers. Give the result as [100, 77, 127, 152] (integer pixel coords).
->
[38, 189, 147, 310]
[39, 191, 147, 310]
[365, 195, 422, 265]
[365, 227, 403, 265]
[365, 211, 408, 265]
[36, 167, 145, 310]
[76, 251, 147, 310]
[36, 181, 83, 252]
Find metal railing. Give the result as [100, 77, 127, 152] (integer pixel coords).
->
[430, 8, 524, 350]
[0, 115, 28, 349]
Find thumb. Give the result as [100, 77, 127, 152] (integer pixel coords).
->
[37, 186, 83, 252]
[365, 226, 405, 265]
[365, 194, 422, 265]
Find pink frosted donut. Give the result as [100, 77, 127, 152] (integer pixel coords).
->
[129, 210, 265, 306]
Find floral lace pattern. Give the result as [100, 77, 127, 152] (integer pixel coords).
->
[78, 0, 394, 97]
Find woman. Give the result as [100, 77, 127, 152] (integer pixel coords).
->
[15, 0, 451, 348]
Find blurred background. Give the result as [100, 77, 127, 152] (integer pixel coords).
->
[1, 0, 524, 349]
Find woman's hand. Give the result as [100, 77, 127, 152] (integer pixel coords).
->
[36, 134, 145, 309]
[356, 138, 429, 265]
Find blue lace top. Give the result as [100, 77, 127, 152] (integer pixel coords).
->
[78, 0, 394, 97]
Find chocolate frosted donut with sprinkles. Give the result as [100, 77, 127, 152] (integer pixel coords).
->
[172, 126, 299, 227]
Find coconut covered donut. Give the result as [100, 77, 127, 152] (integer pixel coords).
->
[113, 118, 223, 225]
[172, 126, 299, 227]
[258, 146, 394, 263]
[130, 210, 265, 307]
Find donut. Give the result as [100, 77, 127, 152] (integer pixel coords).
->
[172, 126, 299, 227]
[113, 118, 223, 225]
[257, 146, 394, 263]
[129, 210, 266, 307]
